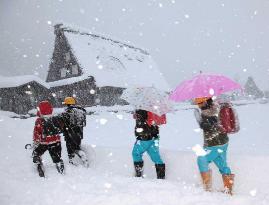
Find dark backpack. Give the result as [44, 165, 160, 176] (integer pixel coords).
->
[42, 116, 63, 138]
[219, 103, 240, 134]
[68, 107, 86, 127]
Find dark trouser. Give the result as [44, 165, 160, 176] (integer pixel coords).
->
[32, 142, 62, 164]
[64, 127, 83, 158]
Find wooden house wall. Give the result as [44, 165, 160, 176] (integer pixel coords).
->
[50, 77, 97, 107]
[0, 81, 52, 114]
[97, 86, 127, 106]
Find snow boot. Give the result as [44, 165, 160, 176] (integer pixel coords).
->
[33, 156, 45, 177]
[76, 150, 89, 168]
[134, 161, 144, 177]
[69, 157, 78, 166]
[200, 170, 212, 191]
[37, 163, 45, 177]
[56, 160, 65, 174]
[222, 174, 235, 195]
[155, 164, 165, 179]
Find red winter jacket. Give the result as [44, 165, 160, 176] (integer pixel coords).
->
[33, 117, 61, 145]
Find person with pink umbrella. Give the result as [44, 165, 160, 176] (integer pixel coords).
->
[169, 73, 242, 195]
[193, 97, 235, 195]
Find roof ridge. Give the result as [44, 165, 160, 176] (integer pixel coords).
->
[56, 23, 149, 56]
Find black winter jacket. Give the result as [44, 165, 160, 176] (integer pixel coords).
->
[198, 104, 229, 147]
[134, 110, 159, 141]
[61, 105, 86, 140]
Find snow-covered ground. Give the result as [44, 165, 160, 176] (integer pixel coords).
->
[1, 103, 269, 205]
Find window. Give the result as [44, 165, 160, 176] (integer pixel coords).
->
[72, 64, 78, 75]
[29, 96, 36, 106]
[60, 68, 67, 78]
[65, 52, 71, 62]
[57, 90, 63, 98]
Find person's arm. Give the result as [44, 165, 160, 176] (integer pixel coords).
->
[33, 118, 42, 144]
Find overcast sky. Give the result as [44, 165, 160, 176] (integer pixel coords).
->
[1, 0, 269, 90]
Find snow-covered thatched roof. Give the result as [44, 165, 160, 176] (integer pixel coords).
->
[61, 25, 170, 91]
[0, 75, 49, 89]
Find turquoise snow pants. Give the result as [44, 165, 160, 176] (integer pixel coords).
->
[132, 139, 164, 164]
[197, 143, 231, 174]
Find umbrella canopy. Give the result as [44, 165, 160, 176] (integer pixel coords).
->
[169, 73, 242, 102]
[121, 87, 173, 116]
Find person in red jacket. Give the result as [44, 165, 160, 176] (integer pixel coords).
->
[32, 101, 64, 177]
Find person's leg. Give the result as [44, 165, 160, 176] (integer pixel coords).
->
[32, 144, 47, 177]
[212, 144, 234, 195]
[32, 144, 47, 164]
[146, 139, 164, 164]
[132, 140, 149, 177]
[65, 135, 75, 159]
[212, 144, 231, 175]
[48, 142, 62, 163]
[71, 127, 89, 166]
[197, 146, 219, 191]
[65, 132, 81, 164]
[48, 142, 64, 174]
[71, 127, 82, 152]
[197, 146, 219, 173]
[146, 139, 165, 179]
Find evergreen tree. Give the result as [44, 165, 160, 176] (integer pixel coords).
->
[244, 76, 264, 99]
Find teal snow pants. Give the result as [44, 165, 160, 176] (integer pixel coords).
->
[132, 139, 164, 164]
[197, 143, 231, 174]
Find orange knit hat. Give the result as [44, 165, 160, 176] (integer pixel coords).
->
[194, 97, 210, 105]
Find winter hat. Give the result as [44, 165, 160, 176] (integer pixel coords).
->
[38, 101, 53, 115]
[62, 97, 76, 105]
[194, 97, 210, 105]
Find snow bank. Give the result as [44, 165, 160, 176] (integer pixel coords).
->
[0, 103, 269, 205]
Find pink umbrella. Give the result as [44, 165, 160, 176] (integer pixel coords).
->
[169, 73, 242, 102]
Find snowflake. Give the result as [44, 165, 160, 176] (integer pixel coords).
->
[136, 128, 143, 133]
[192, 144, 207, 156]
[250, 189, 257, 196]
[80, 9, 85, 14]
[100, 118, 108, 125]
[116, 114, 123, 120]
[217, 149, 223, 153]
[104, 183, 112, 189]
[209, 88, 215, 95]
[193, 128, 201, 133]
[184, 14, 190, 19]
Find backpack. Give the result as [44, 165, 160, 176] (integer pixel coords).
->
[42, 116, 62, 138]
[146, 111, 167, 126]
[218, 103, 240, 134]
[68, 107, 86, 127]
